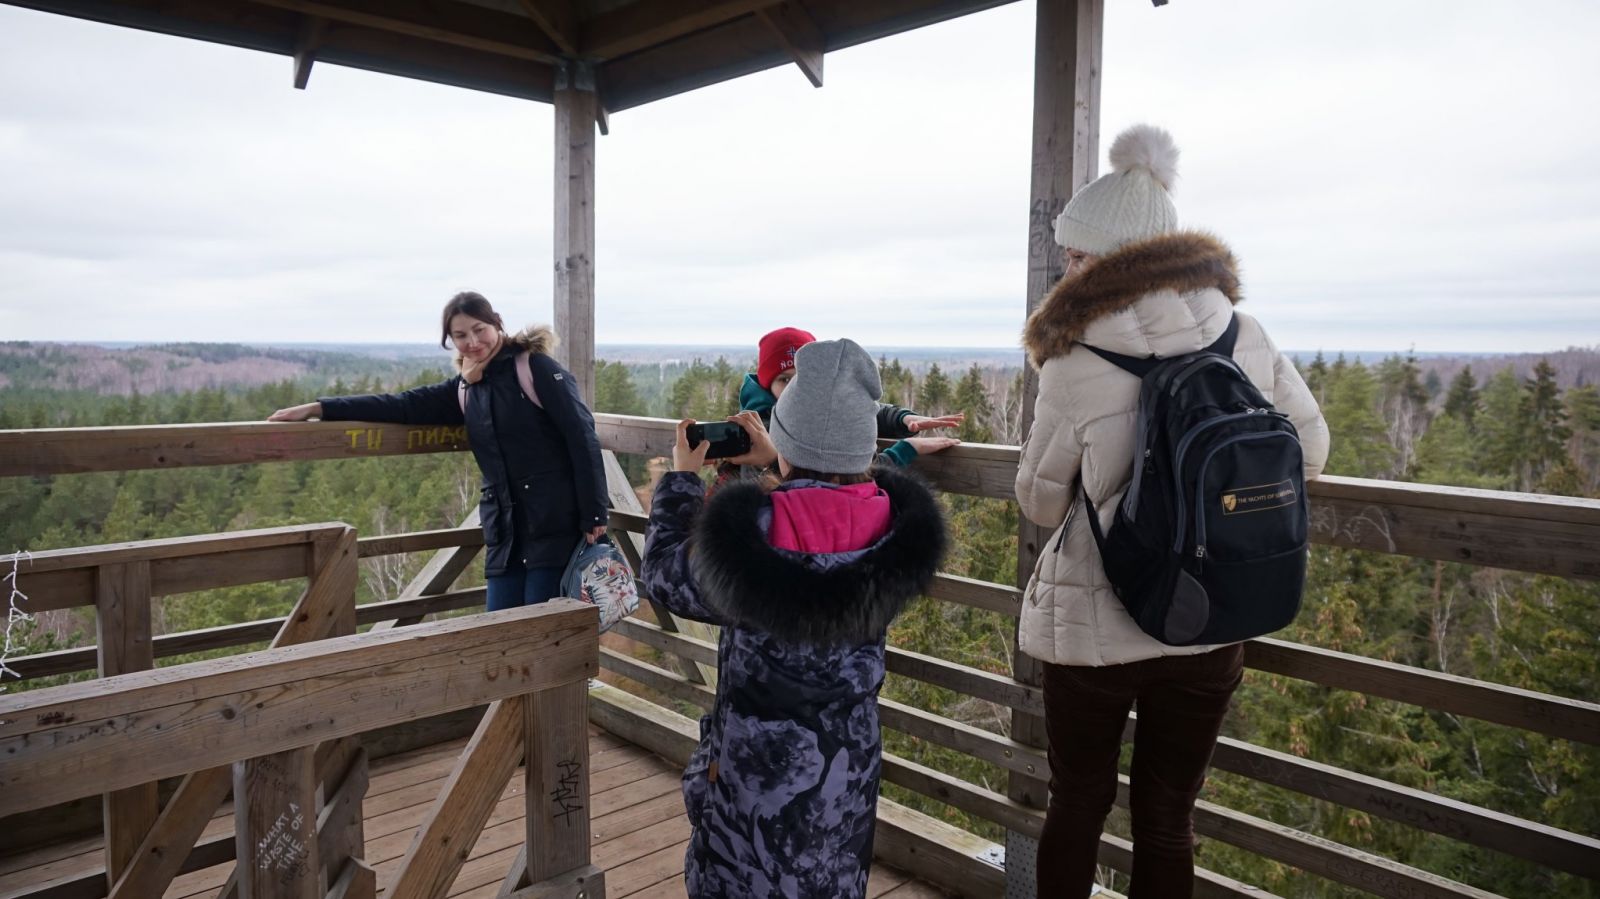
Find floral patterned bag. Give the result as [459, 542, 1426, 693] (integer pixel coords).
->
[559, 535, 639, 632]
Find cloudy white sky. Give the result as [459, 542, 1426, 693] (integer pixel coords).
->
[2, 1, 1598, 353]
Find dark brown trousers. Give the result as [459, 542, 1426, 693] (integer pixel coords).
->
[1036, 644, 1244, 898]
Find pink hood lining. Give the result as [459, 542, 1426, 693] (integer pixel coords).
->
[767, 482, 892, 554]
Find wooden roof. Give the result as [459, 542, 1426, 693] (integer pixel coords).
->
[5, 0, 1017, 113]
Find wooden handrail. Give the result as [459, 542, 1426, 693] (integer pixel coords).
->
[6, 416, 1600, 896]
[4, 416, 1598, 579]
[0, 601, 597, 817]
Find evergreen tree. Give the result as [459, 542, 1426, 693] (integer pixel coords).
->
[1305, 351, 1330, 403]
[918, 363, 952, 416]
[1320, 361, 1396, 478]
[952, 365, 994, 443]
[1478, 367, 1525, 485]
[1442, 366, 1480, 429]
[1521, 359, 1572, 490]
[593, 360, 646, 416]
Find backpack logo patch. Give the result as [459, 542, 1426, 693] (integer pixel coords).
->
[1221, 480, 1297, 515]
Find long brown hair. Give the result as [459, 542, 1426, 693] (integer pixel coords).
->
[439, 291, 504, 348]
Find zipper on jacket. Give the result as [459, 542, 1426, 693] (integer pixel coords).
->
[1188, 430, 1299, 556]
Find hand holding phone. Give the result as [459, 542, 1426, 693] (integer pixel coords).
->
[686, 420, 754, 460]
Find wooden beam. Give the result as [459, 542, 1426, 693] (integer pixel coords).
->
[291, 14, 325, 88]
[1246, 637, 1600, 746]
[357, 525, 482, 558]
[95, 561, 158, 889]
[243, 0, 561, 63]
[524, 680, 592, 884]
[104, 531, 357, 899]
[1009, 0, 1105, 861]
[389, 699, 526, 899]
[580, 0, 783, 60]
[327, 859, 377, 899]
[5, 588, 486, 683]
[233, 746, 322, 899]
[1, 602, 597, 815]
[553, 60, 597, 407]
[507, 863, 605, 898]
[5, 421, 1600, 577]
[757, 1, 824, 87]
[516, 0, 578, 56]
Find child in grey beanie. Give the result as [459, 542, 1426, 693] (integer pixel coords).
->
[769, 338, 883, 475]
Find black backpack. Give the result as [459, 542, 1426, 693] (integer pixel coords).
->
[1067, 316, 1309, 645]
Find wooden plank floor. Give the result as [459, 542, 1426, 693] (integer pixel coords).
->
[0, 724, 947, 899]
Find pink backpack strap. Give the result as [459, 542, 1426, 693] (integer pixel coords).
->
[516, 350, 542, 407]
[456, 351, 542, 413]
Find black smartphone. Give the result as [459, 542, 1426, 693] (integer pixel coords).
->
[686, 420, 753, 460]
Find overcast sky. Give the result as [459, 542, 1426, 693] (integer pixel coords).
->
[2, 1, 1598, 353]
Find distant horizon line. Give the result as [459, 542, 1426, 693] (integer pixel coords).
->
[4, 339, 1597, 359]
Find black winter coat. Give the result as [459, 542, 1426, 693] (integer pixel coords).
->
[318, 327, 608, 574]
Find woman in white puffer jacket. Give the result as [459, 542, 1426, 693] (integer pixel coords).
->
[1016, 124, 1329, 898]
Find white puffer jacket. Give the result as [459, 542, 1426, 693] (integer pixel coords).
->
[1016, 232, 1330, 667]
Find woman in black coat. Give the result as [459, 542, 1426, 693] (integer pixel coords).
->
[269, 292, 609, 610]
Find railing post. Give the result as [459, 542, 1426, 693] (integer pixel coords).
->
[522, 680, 605, 897]
[96, 560, 157, 889]
[1010, 1, 1104, 896]
[233, 747, 322, 899]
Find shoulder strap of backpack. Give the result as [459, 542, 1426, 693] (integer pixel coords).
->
[1082, 314, 1240, 377]
[1082, 344, 1160, 378]
[516, 351, 543, 408]
[457, 353, 544, 413]
[1206, 314, 1240, 357]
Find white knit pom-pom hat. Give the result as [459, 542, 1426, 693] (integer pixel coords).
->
[1053, 124, 1180, 255]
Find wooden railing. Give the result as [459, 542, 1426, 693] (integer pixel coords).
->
[0, 591, 601, 899]
[3, 416, 1599, 898]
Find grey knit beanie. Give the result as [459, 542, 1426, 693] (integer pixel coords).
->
[1053, 124, 1180, 255]
[770, 338, 882, 474]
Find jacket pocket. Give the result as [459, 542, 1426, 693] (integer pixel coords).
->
[479, 486, 507, 547]
[515, 474, 577, 539]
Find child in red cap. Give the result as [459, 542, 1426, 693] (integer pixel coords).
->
[710, 327, 965, 493]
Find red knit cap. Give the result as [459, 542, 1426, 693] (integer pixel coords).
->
[756, 327, 817, 389]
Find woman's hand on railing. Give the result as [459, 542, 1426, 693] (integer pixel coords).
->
[268, 402, 323, 422]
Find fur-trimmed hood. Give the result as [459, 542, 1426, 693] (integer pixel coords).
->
[452, 324, 558, 373]
[691, 465, 947, 646]
[1023, 231, 1242, 367]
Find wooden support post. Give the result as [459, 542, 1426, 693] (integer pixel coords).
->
[554, 58, 598, 407]
[96, 560, 157, 889]
[524, 680, 597, 891]
[1009, 0, 1102, 895]
[292, 15, 326, 89]
[106, 528, 358, 899]
[327, 859, 377, 899]
[758, 1, 824, 87]
[389, 698, 526, 899]
[233, 747, 322, 899]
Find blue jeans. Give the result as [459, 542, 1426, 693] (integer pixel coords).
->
[486, 564, 565, 612]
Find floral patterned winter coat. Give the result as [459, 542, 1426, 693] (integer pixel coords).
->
[642, 465, 947, 898]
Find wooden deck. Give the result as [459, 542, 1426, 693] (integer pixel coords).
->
[0, 724, 948, 899]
